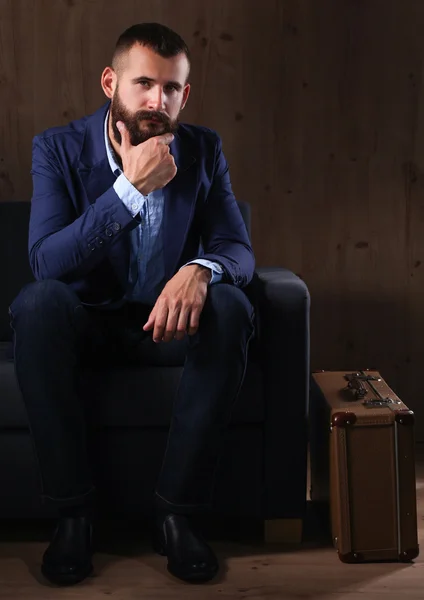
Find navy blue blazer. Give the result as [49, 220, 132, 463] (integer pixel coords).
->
[29, 101, 255, 305]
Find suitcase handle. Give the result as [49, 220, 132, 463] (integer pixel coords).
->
[344, 372, 402, 407]
[344, 372, 377, 399]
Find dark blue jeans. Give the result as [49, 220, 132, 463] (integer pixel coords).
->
[9, 280, 255, 514]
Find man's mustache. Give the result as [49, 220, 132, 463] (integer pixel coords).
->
[135, 111, 169, 125]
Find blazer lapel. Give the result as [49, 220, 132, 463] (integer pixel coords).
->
[77, 159, 115, 203]
[163, 132, 197, 279]
[77, 102, 114, 203]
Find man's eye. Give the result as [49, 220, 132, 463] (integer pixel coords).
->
[165, 85, 177, 92]
[140, 81, 150, 87]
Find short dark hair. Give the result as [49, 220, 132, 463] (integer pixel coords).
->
[112, 23, 191, 76]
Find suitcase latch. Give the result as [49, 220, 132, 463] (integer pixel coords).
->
[363, 398, 401, 408]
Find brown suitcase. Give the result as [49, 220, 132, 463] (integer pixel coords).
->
[310, 370, 419, 563]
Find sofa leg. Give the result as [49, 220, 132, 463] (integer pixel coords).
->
[264, 519, 303, 544]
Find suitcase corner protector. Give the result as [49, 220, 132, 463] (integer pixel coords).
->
[338, 551, 363, 563]
[332, 411, 357, 428]
[399, 547, 420, 562]
[394, 410, 415, 425]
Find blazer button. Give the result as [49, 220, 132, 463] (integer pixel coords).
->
[112, 222, 121, 231]
[105, 228, 113, 237]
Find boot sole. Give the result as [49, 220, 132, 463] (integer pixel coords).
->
[167, 562, 219, 583]
[41, 562, 93, 586]
[152, 539, 218, 583]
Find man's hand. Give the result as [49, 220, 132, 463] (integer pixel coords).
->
[143, 265, 211, 343]
[117, 121, 177, 195]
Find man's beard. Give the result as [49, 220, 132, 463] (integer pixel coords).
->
[110, 88, 180, 146]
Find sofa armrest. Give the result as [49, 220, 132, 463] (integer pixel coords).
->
[250, 267, 310, 519]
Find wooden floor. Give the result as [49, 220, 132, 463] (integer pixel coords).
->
[1, 453, 424, 600]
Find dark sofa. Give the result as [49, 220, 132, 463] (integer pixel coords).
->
[0, 200, 310, 540]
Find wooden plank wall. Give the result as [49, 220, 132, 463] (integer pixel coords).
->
[1, 0, 424, 436]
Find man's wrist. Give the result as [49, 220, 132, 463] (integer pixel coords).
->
[186, 263, 211, 282]
[127, 174, 150, 196]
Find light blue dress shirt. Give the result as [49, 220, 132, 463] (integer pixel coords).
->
[104, 112, 223, 306]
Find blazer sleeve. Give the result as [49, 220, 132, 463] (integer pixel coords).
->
[28, 135, 139, 282]
[198, 133, 255, 288]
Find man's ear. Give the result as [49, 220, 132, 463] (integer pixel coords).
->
[181, 83, 191, 110]
[101, 66, 117, 99]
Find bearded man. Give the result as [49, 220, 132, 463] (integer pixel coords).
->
[9, 22, 255, 586]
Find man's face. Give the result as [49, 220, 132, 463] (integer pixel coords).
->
[109, 44, 190, 146]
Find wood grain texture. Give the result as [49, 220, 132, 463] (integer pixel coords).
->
[1, 1, 424, 435]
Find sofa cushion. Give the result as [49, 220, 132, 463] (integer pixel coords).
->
[82, 360, 264, 427]
[0, 349, 264, 428]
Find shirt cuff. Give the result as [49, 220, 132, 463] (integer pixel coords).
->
[113, 173, 146, 217]
[182, 259, 224, 284]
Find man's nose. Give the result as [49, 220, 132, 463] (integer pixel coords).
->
[147, 86, 166, 111]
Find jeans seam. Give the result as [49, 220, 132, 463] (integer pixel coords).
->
[206, 311, 256, 507]
[155, 305, 256, 510]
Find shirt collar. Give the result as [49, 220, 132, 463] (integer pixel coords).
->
[104, 110, 122, 176]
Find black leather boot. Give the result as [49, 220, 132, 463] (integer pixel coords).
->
[152, 513, 219, 583]
[41, 516, 93, 586]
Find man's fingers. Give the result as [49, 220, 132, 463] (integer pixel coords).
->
[116, 120, 131, 151]
[157, 132, 175, 145]
[187, 306, 201, 336]
[162, 306, 180, 343]
[143, 306, 156, 331]
[174, 306, 190, 340]
[153, 304, 169, 343]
